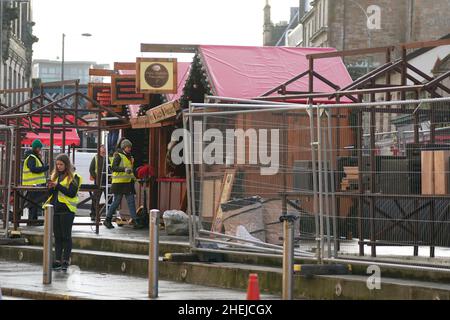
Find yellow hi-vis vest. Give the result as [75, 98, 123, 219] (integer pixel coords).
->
[112, 153, 135, 184]
[43, 174, 82, 214]
[22, 154, 46, 186]
[94, 155, 113, 175]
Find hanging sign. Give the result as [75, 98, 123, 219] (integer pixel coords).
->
[136, 58, 177, 94]
[111, 74, 151, 105]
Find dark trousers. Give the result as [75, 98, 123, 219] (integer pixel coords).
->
[53, 213, 75, 262]
[27, 189, 46, 220]
[89, 190, 112, 217]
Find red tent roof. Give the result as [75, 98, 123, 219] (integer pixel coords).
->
[198, 45, 353, 102]
[22, 116, 80, 147]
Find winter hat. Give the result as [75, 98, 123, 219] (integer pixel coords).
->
[32, 139, 43, 150]
[120, 139, 132, 149]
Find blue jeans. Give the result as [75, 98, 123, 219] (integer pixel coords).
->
[107, 194, 137, 220]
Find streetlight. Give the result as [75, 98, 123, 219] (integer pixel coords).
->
[61, 33, 92, 97]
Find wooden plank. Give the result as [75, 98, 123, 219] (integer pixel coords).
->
[306, 46, 394, 60]
[201, 180, 216, 219]
[89, 69, 115, 77]
[434, 151, 450, 195]
[211, 170, 236, 233]
[114, 62, 136, 71]
[141, 43, 198, 53]
[0, 88, 32, 94]
[421, 151, 435, 195]
[401, 39, 450, 50]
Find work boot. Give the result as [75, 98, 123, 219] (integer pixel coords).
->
[103, 218, 115, 229]
[131, 218, 145, 230]
[62, 261, 70, 272]
[52, 261, 62, 271]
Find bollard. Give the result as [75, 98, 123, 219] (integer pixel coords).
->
[281, 214, 297, 300]
[43, 205, 54, 285]
[148, 209, 160, 298]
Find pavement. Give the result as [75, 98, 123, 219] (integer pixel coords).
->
[0, 260, 278, 300]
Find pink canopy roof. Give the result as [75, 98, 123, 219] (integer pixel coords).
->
[198, 45, 353, 102]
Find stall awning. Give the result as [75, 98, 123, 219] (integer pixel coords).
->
[22, 116, 80, 147]
[197, 45, 354, 102]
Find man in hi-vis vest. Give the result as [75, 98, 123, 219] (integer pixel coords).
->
[22, 139, 49, 224]
[89, 145, 112, 221]
[104, 139, 142, 229]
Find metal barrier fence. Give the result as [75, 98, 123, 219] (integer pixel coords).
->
[184, 96, 450, 268]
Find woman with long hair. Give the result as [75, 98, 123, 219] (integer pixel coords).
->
[44, 154, 82, 271]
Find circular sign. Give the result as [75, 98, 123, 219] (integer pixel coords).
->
[144, 63, 169, 88]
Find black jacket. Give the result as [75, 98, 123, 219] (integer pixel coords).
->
[49, 174, 81, 214]
[89, 155, 110, 185]
[24, 150, 49, 174]
[111, 149, 135, 195]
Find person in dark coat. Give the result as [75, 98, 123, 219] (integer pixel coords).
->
[44, 153, 81, 272]
[103, 139, 142, 229]
[22, 139, 49, 225]
[88, 145, 111, 221]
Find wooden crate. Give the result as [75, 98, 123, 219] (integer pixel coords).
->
[421, 151, 435, 195]
[434, 151, 450, 195]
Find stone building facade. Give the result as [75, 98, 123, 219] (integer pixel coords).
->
[270, 0, 450, 78]
[0, 0, 37, 105]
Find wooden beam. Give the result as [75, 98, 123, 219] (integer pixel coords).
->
[141, 43, 198, 53]
[254, 85, 424, 101]
[41, 79, 79, 87]
[114, 62, 136, 71]
[0, 88, 32, 94]
[306, 46, 395, 60]
[401, 38, 450, 50]
[89, 69, 116, 77]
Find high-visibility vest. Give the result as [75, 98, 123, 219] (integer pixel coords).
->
[43, 174, 82, 214]
[22, 154, 46, 186]
[112, 153, 135, 184]
[94, 155, 112, 176]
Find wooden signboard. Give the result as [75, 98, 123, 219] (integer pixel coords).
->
[211, 170, 236, 233]
[136, 58, 177, 94]
[146, 100, 180, 124]
[87, 83, 121, 111]
[111, 74, 151, 105]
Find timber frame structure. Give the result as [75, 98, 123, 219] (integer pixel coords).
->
[251, 38, 450, 258]
[0, 80, 129, 234]
[0, 38, 449, 245]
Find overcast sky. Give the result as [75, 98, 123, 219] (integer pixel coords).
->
[33, 0, 299, 66]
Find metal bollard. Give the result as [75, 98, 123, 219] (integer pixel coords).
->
[148, 209, 160, 298]
[43, 205, 54, 285]
[281, 214, 297, 300]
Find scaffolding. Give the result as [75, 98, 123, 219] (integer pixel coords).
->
[0, 80, 129, 234]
